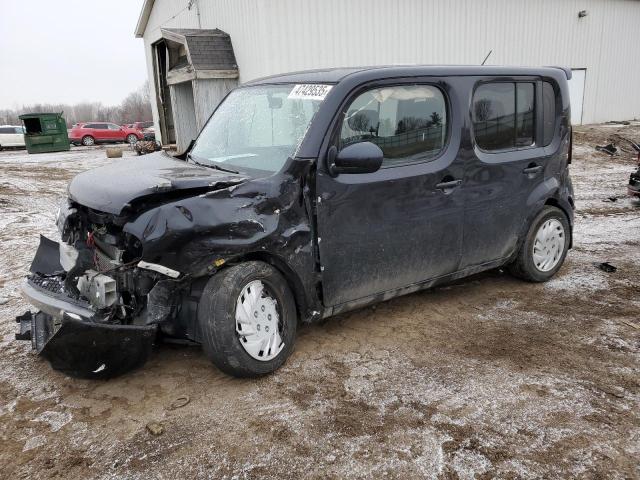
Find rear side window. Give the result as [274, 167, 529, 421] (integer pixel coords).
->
[473, 82, 535, 151]
[542, 81, 556, 146]
[339, 85, 447, 166]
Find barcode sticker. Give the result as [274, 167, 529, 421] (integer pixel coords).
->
[288, 84, 333, 101]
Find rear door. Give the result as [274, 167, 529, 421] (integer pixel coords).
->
[461, 77, 555, 268]
[316, 80, 465, 307]
[107, 123, 125, 141]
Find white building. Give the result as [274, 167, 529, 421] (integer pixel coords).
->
[135, 0, 640, 150]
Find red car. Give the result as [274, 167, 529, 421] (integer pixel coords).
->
[69, 122, 143, 146]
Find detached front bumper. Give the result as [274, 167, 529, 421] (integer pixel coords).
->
[16, 236, 157, 379]
[16, 311, 156, 379]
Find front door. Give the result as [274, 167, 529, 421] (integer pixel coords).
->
[316, 82, 465, 307]
[92, 124, 109, 141]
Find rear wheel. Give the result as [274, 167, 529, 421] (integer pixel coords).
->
[198, 261, 297, 377]
[126, 134, 138, 144]
[508, 206, 570, 282]
[81, 135, 95, 146]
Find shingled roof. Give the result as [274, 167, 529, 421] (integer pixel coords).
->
[161, 28, 237, 72]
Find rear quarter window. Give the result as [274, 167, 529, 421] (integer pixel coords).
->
[472, 81, 535, 151]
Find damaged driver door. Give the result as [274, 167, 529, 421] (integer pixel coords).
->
[316, 81, 464, 308]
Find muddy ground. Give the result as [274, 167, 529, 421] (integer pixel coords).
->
[0, 128, 639, 479]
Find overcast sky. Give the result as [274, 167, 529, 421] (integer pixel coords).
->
[0, 0, 147, 109]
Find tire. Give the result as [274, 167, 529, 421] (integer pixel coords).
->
[81, 135, 95, 146]
[198, 261, 297, 377]
[126, 134, 138, 144]
[508, 206, 570, 282]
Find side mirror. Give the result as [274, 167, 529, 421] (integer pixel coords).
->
[327, 142, 383, 176]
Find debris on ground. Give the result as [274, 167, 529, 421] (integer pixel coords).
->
[145, 422, 164, 436]
[610, 133, 640, 154]
[605, 120, 631, 126]
[595, 262, 617, 273]
[134, 140, 162, 156]
[619, 319, 640, 330]
[168, 396, 190, 410]
[1, 126, 639, 478]
[603, 196, 618, 202]
[105, 147, 123, 158]
[595, 143, 618, 156]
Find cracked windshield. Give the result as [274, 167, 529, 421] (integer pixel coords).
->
[191, 84, 331, 173]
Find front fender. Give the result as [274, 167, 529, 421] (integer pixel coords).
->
[123, 171, 315, 278]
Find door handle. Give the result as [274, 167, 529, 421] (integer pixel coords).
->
[523, 165, 543, 175]
[435, 179, 462, 190]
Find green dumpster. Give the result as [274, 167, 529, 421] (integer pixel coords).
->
[19, 112, 70, 154]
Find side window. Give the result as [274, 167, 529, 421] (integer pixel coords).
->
[473, 82, 535, 151]
[94, 124, 107, 130]
[339, 85, 447, 166]
[84, 124, 95, 129]
[542, 81, 556, 146]
[0, 127, 14, 134]
[108, 124, 121, 130]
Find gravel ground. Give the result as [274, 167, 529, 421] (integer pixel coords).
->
[0, 129, 639, 479]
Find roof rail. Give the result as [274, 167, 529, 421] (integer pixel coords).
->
[545, 66, 572, 80]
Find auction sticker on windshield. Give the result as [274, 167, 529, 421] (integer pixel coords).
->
[288, 84, 333, 101]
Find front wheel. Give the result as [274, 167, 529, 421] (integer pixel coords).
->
[508, 206, 570, 282]
[81, 135, 95, 146]
[198, 261, 297, 377]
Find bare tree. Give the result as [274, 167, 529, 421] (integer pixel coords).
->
[1, 82, 153, 127]
[474, 99, 493, 122]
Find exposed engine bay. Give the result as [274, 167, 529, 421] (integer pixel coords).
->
[54, 200, 183, 325]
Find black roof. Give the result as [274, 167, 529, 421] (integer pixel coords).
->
[161, 28, 237, 71]
[246, 65, 571, 85]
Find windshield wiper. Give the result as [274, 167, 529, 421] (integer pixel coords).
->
[187, 153, 240, 174]
[208, 163, 240, 174]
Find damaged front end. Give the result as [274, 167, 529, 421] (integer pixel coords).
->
[16, 147, 320, 379]
[15, 201, 183, 378]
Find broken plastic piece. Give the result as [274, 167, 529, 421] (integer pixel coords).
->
[595, 262, 617, 273]
[15, 311, 33, 341]
[595, 144, 618, 156]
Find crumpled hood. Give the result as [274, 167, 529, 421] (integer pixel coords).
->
[68, 152, 247, 214]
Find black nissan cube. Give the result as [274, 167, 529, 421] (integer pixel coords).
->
[17, 66, 575, 378]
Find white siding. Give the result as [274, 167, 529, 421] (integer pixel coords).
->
[192, 78, 238, 130]
[143, 0, 640, 135]
[169, 82, 198, 152]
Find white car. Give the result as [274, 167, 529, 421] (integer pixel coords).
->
[0, 125, 26, 149]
